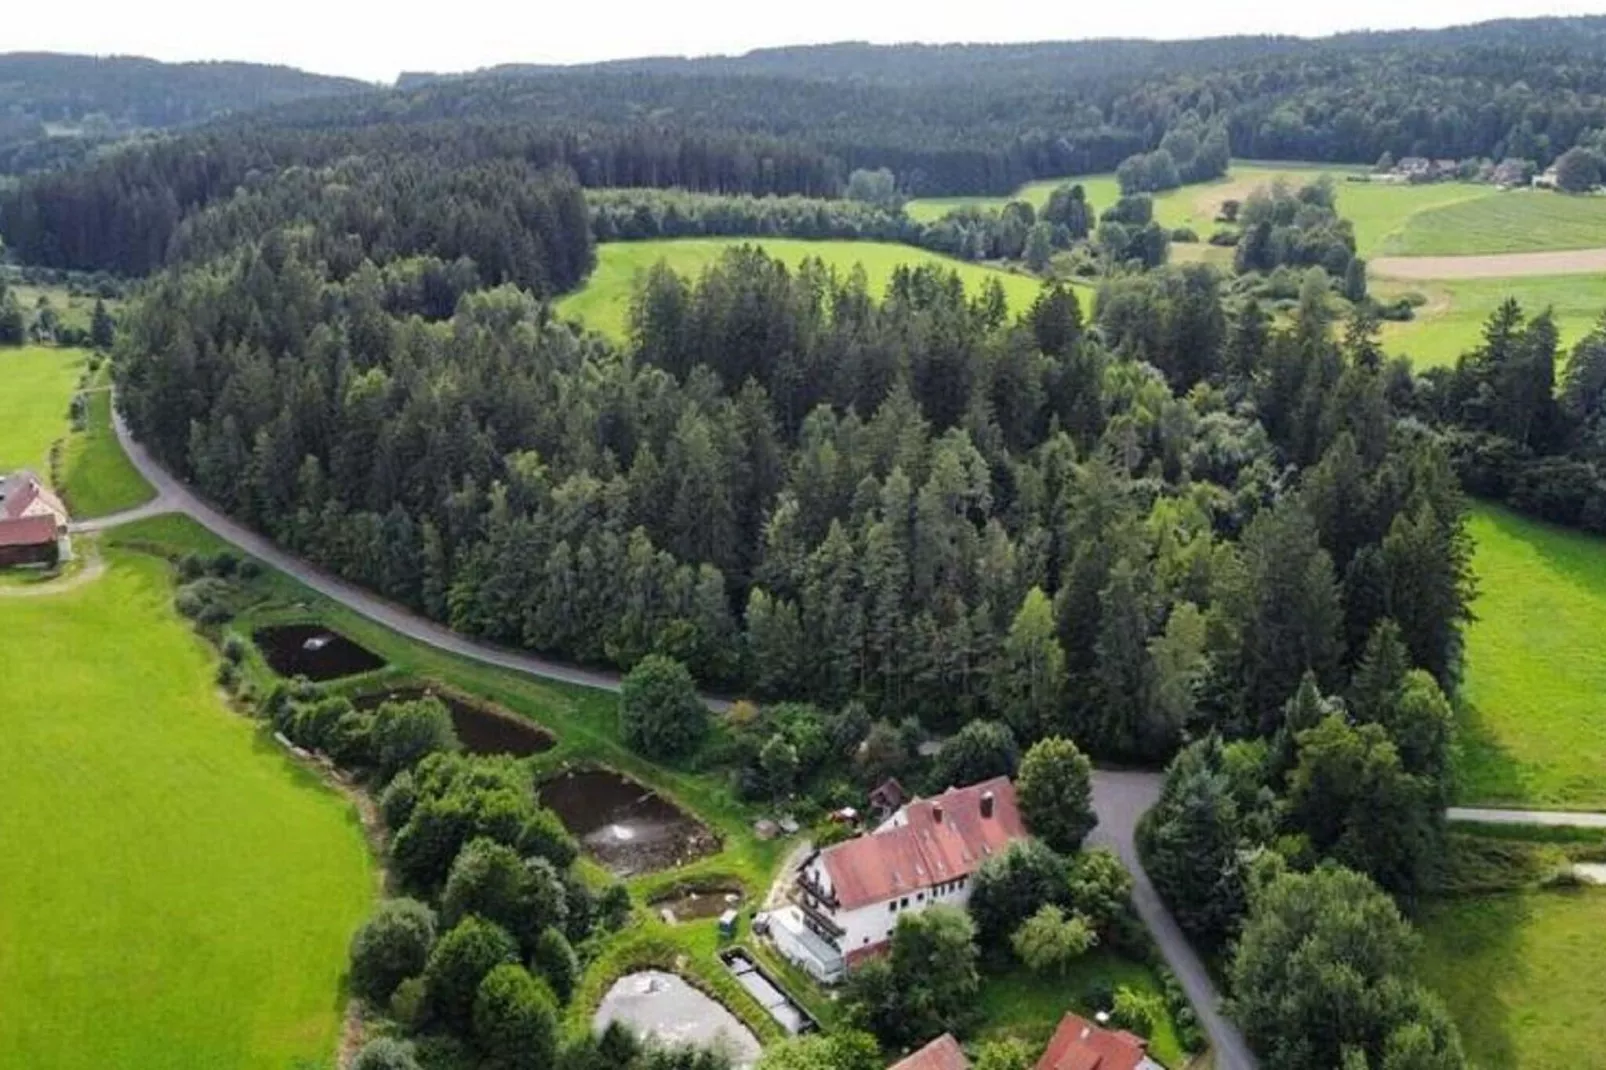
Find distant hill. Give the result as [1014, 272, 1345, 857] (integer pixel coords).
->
[0, 53, 368, 172]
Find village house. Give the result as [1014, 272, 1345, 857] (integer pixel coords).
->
[1035, 1012, 1165, 1070]
[770, 776, 1026, 984]
[889, 1034, 970, 1070]
[0, 471, 69, 567]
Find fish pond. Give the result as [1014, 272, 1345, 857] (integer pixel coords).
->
[537, 768, 719, 877]
[253, 624, 385, 681]
[353, 685, 555, 756]
[594, 971, 761, 1069]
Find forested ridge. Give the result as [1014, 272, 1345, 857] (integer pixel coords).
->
[0, 52, 365, 174]
[11, 15, 1606, 275]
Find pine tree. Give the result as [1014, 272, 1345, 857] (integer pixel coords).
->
[992, 587, 1066, 740]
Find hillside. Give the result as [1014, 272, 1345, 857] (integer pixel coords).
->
[0, 52, 367, 173]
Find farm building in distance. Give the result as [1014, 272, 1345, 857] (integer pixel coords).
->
[771, 776, 1025, 983]
[885, 1013, 1163, 1070]
[0, 470, 69, 566]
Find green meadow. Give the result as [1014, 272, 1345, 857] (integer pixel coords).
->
[0, 345, 83, 473]
[59, 366, 155, 517]
[555, 238, 1058, 340]
[1456, 505, 1606, 810]
[1374, 275, 1603, 370]
[1417, 887, 1606, 1070]
[1385, 190, 1606, 257]
[0, 549, 376, 1069]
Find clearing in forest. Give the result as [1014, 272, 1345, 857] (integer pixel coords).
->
[0, 551, 375, 1069]
[1456, 504, 1606, 810]
[555, 237, 1062, 340]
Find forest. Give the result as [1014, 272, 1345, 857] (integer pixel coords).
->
[10, 15, 1606, 273]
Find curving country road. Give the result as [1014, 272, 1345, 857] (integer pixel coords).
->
[83, 404, 1606, 1070]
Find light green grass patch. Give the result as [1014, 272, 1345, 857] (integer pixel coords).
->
[1388, 190, 1606, 257]
[1417, 888, 1606, 1070]
[59, 366, 155, 517]
[1456, 504, 1606, 809]
[1333, 182, 1498, 259]
[556, 238, 1057, 341]
[974, 954, 1185, 1067]
[1373, 276, 1604, 370]
[0, 345, 83, 474]
[0, 549, 375, 1069]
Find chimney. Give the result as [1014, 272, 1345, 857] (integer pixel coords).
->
[932, 801, 944, 824]
[980, 791, 995, 819]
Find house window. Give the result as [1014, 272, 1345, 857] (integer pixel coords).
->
[900, 897, 909, 909]
[888, 903, 896, 913]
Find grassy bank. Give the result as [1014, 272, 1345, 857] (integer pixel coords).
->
[0, 546, 376, 1069]
[1456, 504, 1606, 810]
[59, 367, 155, 517]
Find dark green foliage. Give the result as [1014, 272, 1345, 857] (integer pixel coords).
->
[422, 916, 520, 1033]
[1015, 737, 1095, 854]
[1064, 847, 1137, 947]
[472, 963, 559, 1070]
[619, 655, 708, 760]
[844, 905, 979, 1049]
[1233, 178, 1358, 279]
[966, 839, 1069, 946]
[349, 898, 438, 1005]
[1229, 864, 1467, 1070]
[371, 698, 461, 782]
[529, 927, 579, 1004]
[930, 720, 1019, 790]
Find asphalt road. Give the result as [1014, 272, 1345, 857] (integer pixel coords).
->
[88, 405, 1606, 1069]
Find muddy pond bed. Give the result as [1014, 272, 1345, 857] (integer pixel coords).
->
[253, 624, 386, 681]
[537, 768, 720, 877]
[353, 685, 555, 756]
[650, 884, 743, 923]
[594, 971, 760, 1069]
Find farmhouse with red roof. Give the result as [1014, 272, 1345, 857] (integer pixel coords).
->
[888, 1034, 971, 1070]
[0, 471, 68, 567]
[771, 775, 1025, 983]
[1035, 1012, 1164, 1070]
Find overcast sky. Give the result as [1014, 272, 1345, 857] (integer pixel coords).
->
[9, 0, 1606, 83]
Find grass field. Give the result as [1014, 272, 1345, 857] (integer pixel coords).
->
[974, 955, 1185, 1066]
[1417, 887, 1606, 1070]
[8, 285, 105, 335]
[0, 345, 84, 474]
[0, 548, 375, 1069]
[1373, 276, 1603, 370]
[59, 368, 155, 517]
[555, 238, 1058, 340]
[1387, 191, 1606, 257]
[1455, 505, 1606, 810]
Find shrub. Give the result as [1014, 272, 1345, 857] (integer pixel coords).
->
[618, 655, 708, 760]
[473, 964, 559, 1070]
[1016, 737, 1096, 853]
[370, 697, 460, 781]
[349, 898, 438, 1005]
[351, 1037, 423, 1070]
[968, 839, 1068, 946]
[423, 916, 520, 1032]
[221, 633, 248, 664]
[1111, 985, 1164, 1034]
[380, 769, 419, 828]
[1010, 904, 1096, 976]
[529, 927, 579, 1004]
[1171, 227, 1199, 243]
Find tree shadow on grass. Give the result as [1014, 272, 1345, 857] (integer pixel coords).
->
[1416, 894, 1531, 1070]
[1452, 696, 1530, 806]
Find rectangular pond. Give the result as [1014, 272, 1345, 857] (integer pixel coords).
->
[537, 768, 720, 877]
[353, 685, 555, 756]
[720, 949, 817, 1036]
[253, 624, 386, 681]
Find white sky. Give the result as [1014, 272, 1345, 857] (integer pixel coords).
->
[6, 0, 1605, 83]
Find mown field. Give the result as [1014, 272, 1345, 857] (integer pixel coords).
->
[0, 345, 83, 473]
[1385, 191, 1606, 257]
[1373, 275, 1603, 370]
[1417, 887, 1606, 1070]
[1456, 505, 1606, 810]
[0, 549, 375, 1069]
[555, 238, 1058, 340]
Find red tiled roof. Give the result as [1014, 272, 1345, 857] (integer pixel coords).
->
[889, 1034, 971, 1070]
[844, 939, 890, 969]
[0, 515, 60, 548]
[0, 471, 66, 523]
[1036, 1013, 1150, 1070]
[821, 776, 1024, 910]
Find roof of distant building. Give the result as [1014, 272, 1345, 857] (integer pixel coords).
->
[1036, 1013, 1152, 1070]
[889, 1033, 971, 1070]
[820, 776, 1024, 910]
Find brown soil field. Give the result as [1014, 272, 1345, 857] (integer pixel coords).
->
[1373, 248, 1606, 280]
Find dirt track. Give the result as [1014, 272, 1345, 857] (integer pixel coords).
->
[1372, 247, 1606, 280]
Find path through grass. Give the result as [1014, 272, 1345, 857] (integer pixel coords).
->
[0, 548, 375, 1069]
[1417, 887, 1606, 1070]
[555, 238, 1056, 340]
[1456, 505, 1606, 809]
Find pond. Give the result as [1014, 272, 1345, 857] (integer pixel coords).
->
[650, 884, 743, 923]
[353, 685, 555, 756]
[253, 624, 386, 681]
[537, 768, 720, 877]
[721, 949, 816, 1035]
[594, 971, 761, 1069]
